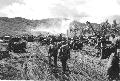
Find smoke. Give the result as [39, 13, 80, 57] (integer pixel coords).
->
[29, 18, 73, 35]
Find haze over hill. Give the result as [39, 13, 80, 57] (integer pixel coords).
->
[0, 16, 120, 37]
[0, 17, 73, 36]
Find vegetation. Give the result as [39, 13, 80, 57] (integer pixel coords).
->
[0, 17, 119, 80]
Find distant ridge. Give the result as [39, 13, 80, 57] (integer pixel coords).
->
[0, 16, 119, 37]
[0, 17, 72, 36]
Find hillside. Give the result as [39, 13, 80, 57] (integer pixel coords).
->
[0, 17, 72, 36]
[1, 17, 119, 37]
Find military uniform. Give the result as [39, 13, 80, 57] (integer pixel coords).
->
[107, 54, 119, 80]
[48, 43, 58, 67]
[59, 44, 70, 73]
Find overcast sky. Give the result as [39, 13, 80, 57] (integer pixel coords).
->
[0, 0, 120, 23]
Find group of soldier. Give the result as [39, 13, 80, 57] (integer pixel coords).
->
[0, 30, 119, 80]
[48, 40, 71, 74]
[47, 33, 120, 80]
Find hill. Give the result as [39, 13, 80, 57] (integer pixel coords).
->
[0, 17, 71, 36]
[1, 16, 119, 37]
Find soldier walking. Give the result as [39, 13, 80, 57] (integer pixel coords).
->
[58, 42, 70, 74]
[107, 53, 119, 81]
[48, 42, 58, 68]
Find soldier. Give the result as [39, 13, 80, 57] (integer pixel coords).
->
[58, 42, 71, 74]
[101, 35, 107, 47]
[101, 37, 117, 59]
[48, 43, 53, 67]
[48, 42, 58, 67]
[53, 42, 59, 67]
[107, 53, 119, 81]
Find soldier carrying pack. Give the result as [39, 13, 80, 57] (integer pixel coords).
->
[58, 43, 70, 74]
[48, 42, 59, 68]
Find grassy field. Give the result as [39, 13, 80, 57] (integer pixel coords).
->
[0, 42, 110, 81]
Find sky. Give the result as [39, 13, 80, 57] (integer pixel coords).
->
[0, 0, 120, 23]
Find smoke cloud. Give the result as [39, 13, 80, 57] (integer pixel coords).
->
[29, 19, 73, 35]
